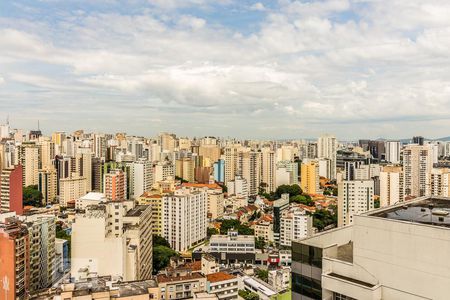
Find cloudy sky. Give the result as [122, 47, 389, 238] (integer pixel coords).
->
[1, 0, 450, 139]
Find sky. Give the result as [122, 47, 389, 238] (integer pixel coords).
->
[1, 0, 450, 140]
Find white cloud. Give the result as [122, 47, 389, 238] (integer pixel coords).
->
[250, 2, 266, 11]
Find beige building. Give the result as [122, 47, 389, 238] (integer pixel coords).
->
[292, 196, 450, 300]
[38, 138, 56, 169]
[38, 167, 58, 205]
[317, 134, 337, 180]
[224, 144, 241, 184]
[254, 219, 274, 244]
[403, 144, 433, 197]
[176, 158, 195, 182]
[138, 192, 164, 236]
[338, 180, 374, 227]
[426, 168, 450, 197]
[16, 142, 39, 186]
[261, 147, 276, 193]
[206, 272, 239, 300]
[60, 175, 87, 207]
[380, 165, 404, 207]
[199, 145, 221, 167]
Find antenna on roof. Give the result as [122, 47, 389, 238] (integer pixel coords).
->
[6, 114, 9, 125]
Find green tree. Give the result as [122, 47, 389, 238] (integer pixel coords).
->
[207, 227, 218, 237]
[255, 269, 269, 282]
[153, 235, 171, 248]
[312, 209, 337, 231]
[332, 187, 338, 196]
[56, 222, 71, 256]
[255, 237, 266, 250]
[374, 199, 380, 208]
[239, 290, 259, 300]
[275, 184, 302, 198]
[23, 185, 43, 207]
[153, 245, 178, 274]
[290, 194, 314, 206]
[219, 219, 254, 235]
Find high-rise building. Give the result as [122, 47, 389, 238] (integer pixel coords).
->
[276, 160, 299, 186]
[380, 165, 404, 207]
[129, 160, 153, 199]
[17, 142, 39, 186]
[59, 175, 87, 207]
[261, 147, 276, 193]
[176, 158, 195, 182]
[162, 188, 207, 252]
[227, 176, 249, 197]
[159, 132, 176, 153]
[300, 160, 320, 195]
[403, 144, 433, 197]
[338, 180, 374, 227]
[38, 139, 55, 169]
[71, 202, 152, 281]
[224, 144, 241, 184]
[0, 165, 23, 214]
[38, 167, 58, 205]
[213, 159, 225, 183]
[93, 133, 107, 159]
[51, 131, 66, 150]
[26, 215, 56, 291]
[292, 196, 450, 300]
[273, 194, 290, 245]
[199, 144, 221, 167]
[412, 136, 424, 145]
[280, 206, 313, 247]
[426, 168, 450, 197]
[385, 141, 401, 164]
[0, 217, 30, 300]
[75, 150, 93, 191]
[318, 134, 337, 180]
[239, 150, 262, 196]
[104, 169, 126, 201]
[368, 140, 385, 162]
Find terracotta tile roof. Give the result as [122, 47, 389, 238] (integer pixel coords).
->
[181, 183, 222, 190]
[206, 272, 236, 283]
[157, 272, 204, 284]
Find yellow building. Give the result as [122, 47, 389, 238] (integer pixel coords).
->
[176, 158, 195, 182]
[137, 192, 164, 236]
[301, 160, 320, 195]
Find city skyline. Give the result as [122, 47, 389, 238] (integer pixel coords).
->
[2, 1, 450, 138]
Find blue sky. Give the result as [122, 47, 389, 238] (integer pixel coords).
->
[1, 0, 450, 139]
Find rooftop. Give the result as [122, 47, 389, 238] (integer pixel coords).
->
[368, 196, 450, 228]
[125, 205, 149, 217]
[206, 272, 236, 283]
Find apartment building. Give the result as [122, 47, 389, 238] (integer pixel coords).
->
[280, 207, 313, 247]
[0, 165, 23, 214]
[380, 165, 404, 207]
[338, 180, 374, 227]
[206, 272, 239, 300]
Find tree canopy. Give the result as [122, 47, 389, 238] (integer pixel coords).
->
[275, 184, 302, 198]
[152, 235, 177, 274]
[23, 185, 43, 207]
[219, 219, 254, 235]
[290, 194, 314, 206]
[312, 209, 337, 231]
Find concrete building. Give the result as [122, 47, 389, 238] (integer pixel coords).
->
[261, 147, 276, 193]
[318, 134, 337, 180]
[60, 175, 87, 207]
[206, 272, 238, 300]
[138, 192, 163, 236]
[254, 219, 273, 244]
[224, 144, 241, 184]
[38, 166, 58, 206]
[25, 214, 56, 291]
[0, 165, 23, 214]
[71, 201, 152, 281]
[129, 160, 153, 200]
[338, 180, 374, 227]
[17, 142, 39, 186]
[280, 207, 313, 247]
[76, 192, 107, 210]
[426, 168, 450, 197]
[213, 159, 225, 183]
[292, 196, 450, 300]
[157, 273, 206, 300]
[209, 231, 255, 265]
[162, 188, 207, 252]
[273, 194, 290, 245]
[403, 144, 433, 197]
[241, 276, 277, 300]
[380, 166, 404, 207]
[301, 160, 320, 195]
[0, 217, 30, 300]
[385, 141, 401, 164]
[104, 169, 126, 201]
[227, 176, 249, 198]
[268, 267, 290, 293]
[176, 158, 195, 182]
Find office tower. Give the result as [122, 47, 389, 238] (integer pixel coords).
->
[38, 167, 58, 205]
[91, 158, 103, 192]
[104, 169, 126, 201]
[213, 159, 225, 183]
[26, 215, 56, 291]
[176, 158, 195, 182]
[71, 202, 152, 281]
[159, 132, 176, 152]
[38, 139, 55, 169]
[224, 144, 241, 184]
[162, 188, 207, 252]
[261, 147, 276, 193]
[338, 180, 374, 227]
[273, 194, 289, 245]
[239, 150, 262, 196]
[227, 175, 249, 197]
[0, 218, 30, 300]
[358, 139, 370, 151]
[292, 196, 450, 300]
[426, 168, 450, 197]
[380, 166, 404, 207]
[59, 175, 87, 207]
[130, 160, 153, 199]
[17, 142, 39, 186]
[0, 165, 23, 214]
[413, 136, 424, 145]
[280, 207, 313, 247]
[385, 141, 401, 164]
[368, 140, 385, 161]
[318, 134, 337, 180]
[403, 144, 433, 197]
[300, 160, 320, 195]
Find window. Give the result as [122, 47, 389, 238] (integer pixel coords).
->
[333, 293, 356, 300]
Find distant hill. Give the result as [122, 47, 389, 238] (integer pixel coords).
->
[436, 136, 450, 141]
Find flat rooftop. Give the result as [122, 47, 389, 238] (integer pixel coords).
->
[368, 197, 450, 228]
[125, 205, 149, 217]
